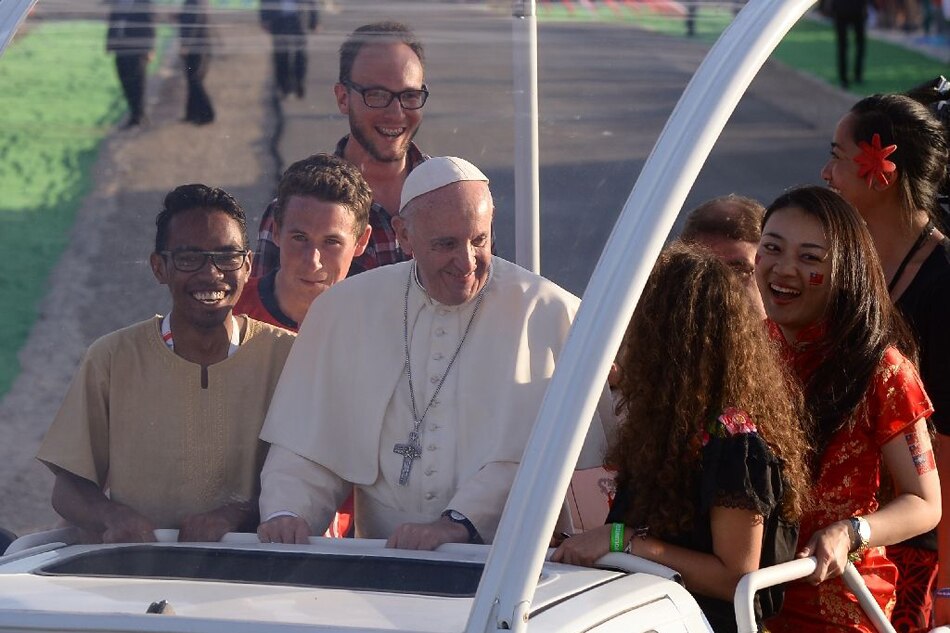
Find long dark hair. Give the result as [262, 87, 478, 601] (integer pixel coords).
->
[763, 186, 916, 453]
[849, 93, 949, 231]
[610, 242, 810, 536]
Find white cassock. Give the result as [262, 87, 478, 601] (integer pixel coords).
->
[259, 256, 613, 542]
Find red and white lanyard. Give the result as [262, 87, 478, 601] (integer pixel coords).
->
[161, 314, 241, 358]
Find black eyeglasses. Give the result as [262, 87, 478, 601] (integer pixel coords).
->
[344, 81, 429, 110]
[161, 250, 250, 272]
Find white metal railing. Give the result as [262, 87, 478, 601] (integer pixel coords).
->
[735, 558, 895, 633]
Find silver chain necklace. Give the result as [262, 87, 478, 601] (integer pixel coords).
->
[393, 262, 488, 485]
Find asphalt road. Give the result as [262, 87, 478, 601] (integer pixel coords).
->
[276, 0, 855, 296]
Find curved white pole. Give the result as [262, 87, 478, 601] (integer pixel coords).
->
[466, 0, 818, 631]
[734, 558, 818, 632]
[0, 0, 36, 56]
[512, 0, 540, 274]
[735, 559, 894, 633]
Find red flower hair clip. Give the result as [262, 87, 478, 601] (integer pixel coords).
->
[853, 133, 897, 188]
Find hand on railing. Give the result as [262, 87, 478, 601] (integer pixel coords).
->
[734, 558, 896, 633]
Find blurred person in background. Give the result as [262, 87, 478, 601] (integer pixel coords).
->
[106, 0, 155, 128]
[259, 0, 319, 99]
[179, 0, 215, 125]
[829, 0, 869, 88]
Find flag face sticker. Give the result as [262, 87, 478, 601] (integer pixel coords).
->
[809, 272, 824, 285]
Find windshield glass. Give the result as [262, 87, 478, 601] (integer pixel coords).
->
[0, 0, 943, 595]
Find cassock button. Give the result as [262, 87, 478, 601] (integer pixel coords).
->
[435, 327, 446, 336]
[438, 309, 449, 316]
[430, 376, 439, 384]
[427, 444, 437, 451]
[429, 424, 439, 431]
[425, 492, 436, 500]
[433, 352, 444, 361]
[425, 468, 435, 476]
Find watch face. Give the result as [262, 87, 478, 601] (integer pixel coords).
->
[447, 510, 465, 522]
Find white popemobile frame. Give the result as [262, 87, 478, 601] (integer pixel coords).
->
[0, 1, 945, 632]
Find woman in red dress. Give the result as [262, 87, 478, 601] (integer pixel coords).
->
[822, 91, 950, 630]
[759, 186, 941, 632]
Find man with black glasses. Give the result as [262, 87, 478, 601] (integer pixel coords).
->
[37, 184, 295, 544]
[253, 21, 430, 278]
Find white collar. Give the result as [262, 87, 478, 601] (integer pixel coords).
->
[161, 314, 241, 358]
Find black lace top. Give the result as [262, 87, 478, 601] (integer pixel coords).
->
[607, 411, 797, 633]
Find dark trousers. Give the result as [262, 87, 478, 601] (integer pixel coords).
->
[115, 53, 149, 123]
[272, 44, 306, 97]
[183, 53, 214, 124]
[269, 15, 307, 97]
[835, 12, 866, 86]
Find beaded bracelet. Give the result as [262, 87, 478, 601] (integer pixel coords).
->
[609, 523, 625, 552]
[936, 587, 950, 600]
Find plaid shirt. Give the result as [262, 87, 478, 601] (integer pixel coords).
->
[251, 136, 428, 278]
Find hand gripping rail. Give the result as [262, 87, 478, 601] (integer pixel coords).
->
[733, 557, 894, 633]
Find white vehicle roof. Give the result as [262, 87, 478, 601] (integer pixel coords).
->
[0, 535, 706, 632]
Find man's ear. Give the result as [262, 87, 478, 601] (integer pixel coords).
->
[334, 83, 349, 115]
[150, 251, 168, 285]
[354, 224, 372, 257]
[392, 214, 413, 257]
[242, 250, 253, 280]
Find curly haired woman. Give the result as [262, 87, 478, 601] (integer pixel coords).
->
[758, 186, 941, 632]
[553, 242, 811, 632]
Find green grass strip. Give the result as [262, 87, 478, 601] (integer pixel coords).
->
[773, 20, 947, 95]
[0, 18, 173, 400]
[0, 21, 124, 399]
[538, 3, 946, 94]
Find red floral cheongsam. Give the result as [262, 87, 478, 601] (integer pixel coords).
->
[766, 321, 933, 632]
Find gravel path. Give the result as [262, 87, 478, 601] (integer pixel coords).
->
[0, 6, 278, 536]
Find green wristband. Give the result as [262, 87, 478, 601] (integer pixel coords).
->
[609, 522, 625, 552]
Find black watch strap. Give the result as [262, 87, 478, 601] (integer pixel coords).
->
[441, 510, 484, 544]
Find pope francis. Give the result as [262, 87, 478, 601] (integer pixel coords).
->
[257, 156, 609, 549]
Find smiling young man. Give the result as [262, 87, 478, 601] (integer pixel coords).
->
[236, 154, 372, 330]
[256, 157, 612, 550]
[252, 21, 429, 278]
[37, 184, 295, 544]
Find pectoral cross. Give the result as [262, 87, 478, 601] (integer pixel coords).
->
[393, 431, 422, 486]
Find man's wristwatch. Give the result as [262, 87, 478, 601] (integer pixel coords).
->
[848, 516, 871, 555]
[441, 510, 484, 544]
